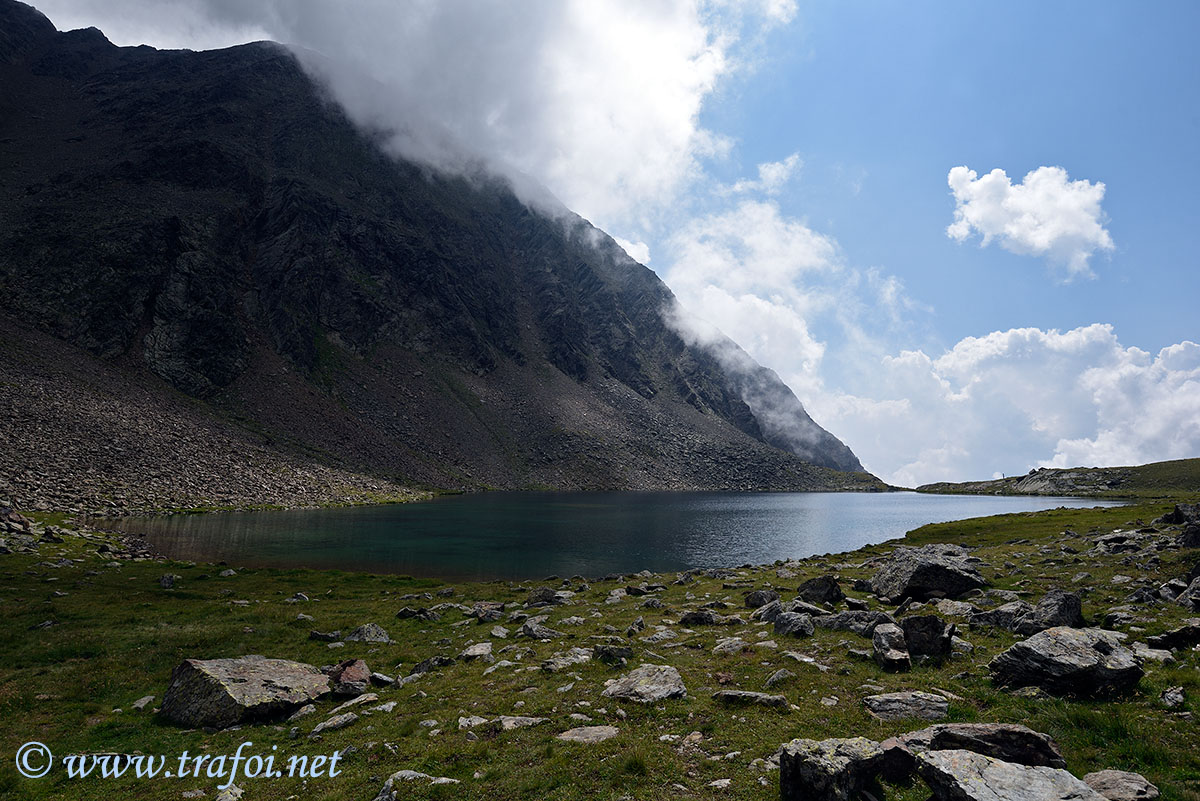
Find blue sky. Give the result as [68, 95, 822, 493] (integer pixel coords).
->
[701, 0, 1199, 355]
[37, 0, 1200, 484]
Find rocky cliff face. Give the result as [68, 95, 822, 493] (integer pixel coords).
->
[0, 1, 874, 499]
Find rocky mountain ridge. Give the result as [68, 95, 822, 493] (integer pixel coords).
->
[0, 0, 877, 504]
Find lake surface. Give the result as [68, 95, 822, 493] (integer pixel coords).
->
[106, 491, 1125, 581]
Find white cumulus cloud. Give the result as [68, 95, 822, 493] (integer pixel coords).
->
[813, 325, 1200, 486]
[722, 152, 802, 195]
[946, 165, 1114, 279]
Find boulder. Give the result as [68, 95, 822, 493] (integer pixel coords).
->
[1156, 503, 1200, 525]
[712, 690, 788, 709]
[872, 623, 911, 672]
[329, 659, 370, 696]
[887, 723, 1066, 769]
[1013, 590, 1085, 635]
[745, 589, 779, 608]
[814, 610, 895, 637]
[344, 623, 391, 643]
[917, 750, 1106, 801]
[797, 575, 845, 605]
[871, 544, 988, 602]
[679, 609, 722, 626]
[1178, 523, 1200, 548]
[526, 586, 573, 607]
[900, 615, 955, 659]
[373, 769, 460, 798]
[1145, 618, 1200, 650]
[863, 691, 948, 721]
[1175, 577, 1200, 611]
[967, 601, 1023, 631]
[1082, 770, 1160, 800]
[161, 656, 329, 729]
[751, 600, 784, 623]
[541, 647, 592, 672]
[989, 627, 1143, 697]
[775, 612, 815, 638]
[520, 620, 565, 639]
[557, 725, 619, 743]
[593, 643, 634, 665]
[409, 655, 455, 675]
[601, 664, 686, 703]
[459, 641, 493, 662]
[778, 737, 886, 801]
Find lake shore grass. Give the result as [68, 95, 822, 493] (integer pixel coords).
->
[1, 497, 1198, 800]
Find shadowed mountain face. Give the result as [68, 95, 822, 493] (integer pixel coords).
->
[0, 1, 872, 494]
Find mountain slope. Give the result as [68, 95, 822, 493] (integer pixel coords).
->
[0, 1, 877, 502]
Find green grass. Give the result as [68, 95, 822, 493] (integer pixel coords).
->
[0, 499, 1198, 800]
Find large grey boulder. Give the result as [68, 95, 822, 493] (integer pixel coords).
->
[970, 601, 1035, 631]
[872, 623, 911, 672]
[872, 544, 988, 602]
[863, 691, 948, 721]
[1013, 590, 1085, 635]
[1146, 618, 1200, 650]
[1082, 770, 1160, 800]
[526, 586, 573, 606]
[779, 737, 885, 801]
[989, 627, 1143, 697]
[775, 612, 815, 638]
[796, 575, 845, 604]
[901, 615, 956, 659]
[161, 656, 329, 729]
[886, 723, 1066, 769]
[917, 749, 1107, 800]
[601, 664, 686, 703]
[745, 589, 779, 608]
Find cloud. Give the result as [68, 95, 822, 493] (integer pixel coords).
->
[35, 0, 791, 235]
[722, 152, 802, 194]
[946, 165, 1114, 279]
[813, 325, 1200, 486]
[612, 236, 651, 264]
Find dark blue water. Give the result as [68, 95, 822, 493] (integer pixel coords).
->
[106, 491, 1124, 581]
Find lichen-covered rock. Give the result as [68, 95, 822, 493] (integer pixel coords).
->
[712, 690, 788, 709]
[1083, 769, 1160, 800]
[900, 615, 955, 659]
[745, 589, 779, 608]
[871, 544, 988, 601]
[779, 737, 885, 801]
[863, 691, 948, 721]
[796, 575, 845, 604]
[344, 623, 391, 643]
[989, 627, 1143, 697]
[373, 769, 460, 799]
[775, 612, 815, 638]
[872, 623, 911, 672]
[601, 664, 686, 703]
[557, 725, 619, 743]
[917, 749, 1106, 800]
[161, 656, 329, 729]
[1146, 618, 1200, 650]
[970, 601, 1035, 631]
[1013, 590, 1085, 635]
[329, 658, 370, 696]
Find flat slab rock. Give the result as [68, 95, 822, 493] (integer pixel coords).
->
[887, 723, 1066, 769]
[989, 627, 1143, 696]
[161, 656, 329, 729]
[601, 664, 686, 703]
[917, 749, 1107, 801]
[712, 690, 788, 709]
[863, 691, 948, 721]
[1083, 770, 1160, 801]
[557, 725, 620, 743]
